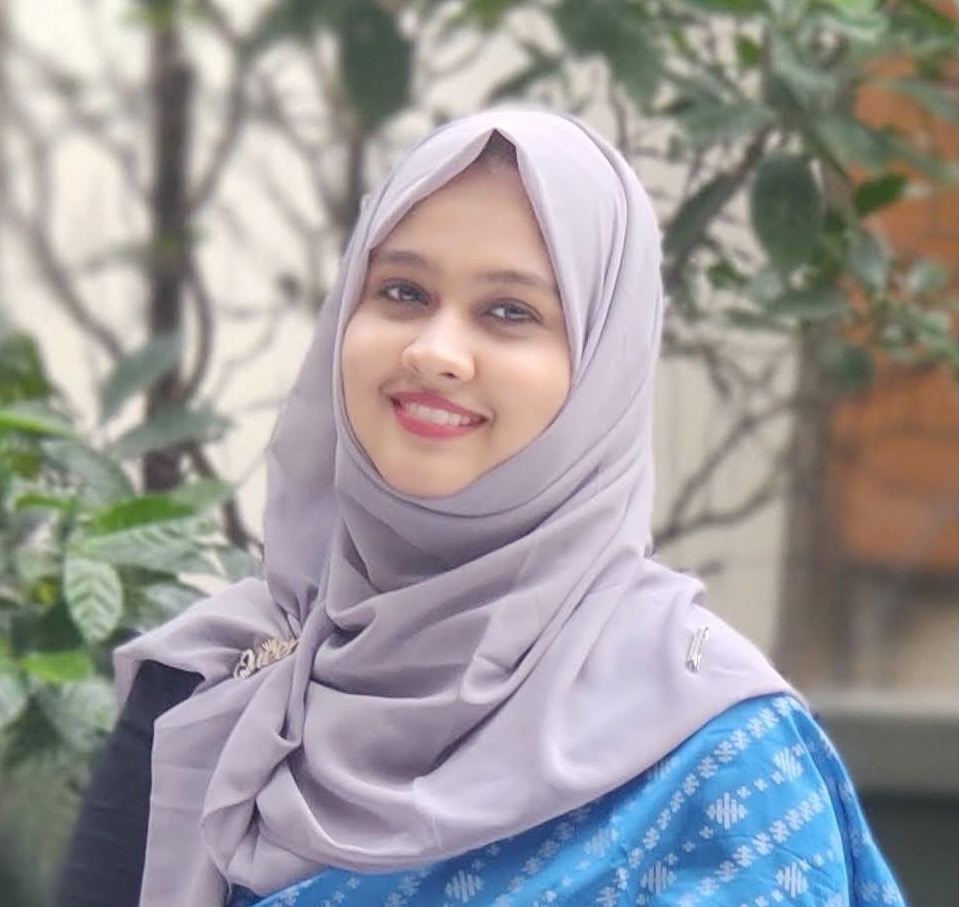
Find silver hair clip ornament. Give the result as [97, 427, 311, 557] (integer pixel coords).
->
[233, 636, 300, 679]
[685, 626, 710, 673]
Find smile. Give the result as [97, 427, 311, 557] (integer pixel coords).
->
[400, 401, 477, 427]
[389, 391, 485, 439]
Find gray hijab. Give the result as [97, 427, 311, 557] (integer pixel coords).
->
[115, 109, 791, 907]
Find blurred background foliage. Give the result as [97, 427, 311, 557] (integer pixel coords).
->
[0, 0, 956, 902]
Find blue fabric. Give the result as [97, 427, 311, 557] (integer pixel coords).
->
[230, 695, 905, 906]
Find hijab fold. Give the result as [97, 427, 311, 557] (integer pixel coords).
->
[115, 109, 790, 907]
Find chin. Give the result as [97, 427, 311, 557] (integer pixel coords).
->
[379, 465, 473, 499]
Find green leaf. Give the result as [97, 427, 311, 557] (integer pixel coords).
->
[887, 133, 958, 183]
[0, 672, 29, 731]
[904, 258, 951, 296]
[679, 0, 763, 12]
[169, 477, 236, 512]
[848, 229, 889, 292]
[246, 0, 333, 55]
[19, 650, 94, 684]
[137, 0, 180, 28]
[88, 495, 193, 534]
[734, 34, 762, 67]
[770, 34, 839, 101]
[99, 333, 182, 421]
[12, 488, 75, 512]
[815, 115, 893, 170]
[766, 287, 848, 320]
[853, 172, 908, 216]
[63, 557, 124, 643]
[70, 518, 208, 573]
[0, 402, 73, 438]
[0, 329, 51, 404]
[723, 307, 791, 332]
[554, 0, 661, 102]
[750, 154, 823, 272]
[14, 549, 61, 588]
[814, 6, 886, 43]
[819, 336, 874, 392]
[821, 0, 877, 14]
[42, 439, 135, 507]
[339, 1, 411, 126]
[108, 405, 229, 461]
[36, 677, 116, 752]
[707, 258, 748, 291]
[882, 77, 959, 125]
[210, 546, 263, 582]
[143, 582, 201, 616]
[487, 52, 561, 103]
[903, 308, 957, 347]
[664, 174, 736, 260]
[606, 32, 661, 104]
[464, 0, 521, 29]
[890, 0, 958, 41]
[679, 103, 776, 150]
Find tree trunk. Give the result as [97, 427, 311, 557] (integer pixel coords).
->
[774, 329, 850, 687]
[143, 18, 194, 491]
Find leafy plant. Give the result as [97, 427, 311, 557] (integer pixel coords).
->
[0, 321, 257, 772]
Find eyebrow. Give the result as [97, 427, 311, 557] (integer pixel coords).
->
[369, 247, 558, 295]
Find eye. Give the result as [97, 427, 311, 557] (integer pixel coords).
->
[487, 301, 538, 324]
[380, 281, 427, 306]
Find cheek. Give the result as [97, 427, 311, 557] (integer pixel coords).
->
[340, 323, 363, 404]
[342, 314, 387, 393]
[540, 352, 572, 419]
[498, 344, 571, 428]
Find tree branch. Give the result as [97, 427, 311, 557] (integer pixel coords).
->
[185, 441, 253, 550]
[187, 2, 248, 212]
[656, 395, 798, 546]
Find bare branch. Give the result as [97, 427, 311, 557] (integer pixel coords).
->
[654, 456, 786, 548]
[3, 90, 125, 357]
[657, 396, 798, 545]
[188, 2, 249, 211]
[11, 35, 147, 200]
[206, 296, 291, 402]
[179, 254, 215, 402]
[3, 205, 123, 359]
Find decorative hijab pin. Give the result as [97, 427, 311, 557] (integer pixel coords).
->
[685, 626, 710, 673]
[233, 636, 300, 679]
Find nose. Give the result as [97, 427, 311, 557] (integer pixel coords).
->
[400, 312, 475, 382]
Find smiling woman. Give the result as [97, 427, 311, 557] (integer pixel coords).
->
[342, 141, 570, 497]
[54, 110, 905, 907]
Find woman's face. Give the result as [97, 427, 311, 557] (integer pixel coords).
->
[341, 163, 570, 498]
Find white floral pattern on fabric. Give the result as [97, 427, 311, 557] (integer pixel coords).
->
[230, 696, 905, 907]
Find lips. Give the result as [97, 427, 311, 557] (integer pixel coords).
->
[389, 390, 486, 439]
[390, 390, 484, 421]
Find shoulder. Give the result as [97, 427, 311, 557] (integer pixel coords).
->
[601, 694, 905, 905]
[609, 694, 836, 844]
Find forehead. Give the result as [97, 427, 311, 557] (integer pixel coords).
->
[372, 165, 555, 272]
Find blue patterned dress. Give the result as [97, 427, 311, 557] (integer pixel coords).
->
[229, 695, 905, 907]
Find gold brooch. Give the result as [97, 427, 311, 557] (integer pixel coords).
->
[233, 636, 300, 679]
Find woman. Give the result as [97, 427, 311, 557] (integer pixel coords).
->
[55, 109, 905, 907]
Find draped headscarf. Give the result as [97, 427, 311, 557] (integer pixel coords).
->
[115, 109, 791, 907]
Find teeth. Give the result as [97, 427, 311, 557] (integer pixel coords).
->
[403, 402, 476, 427]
